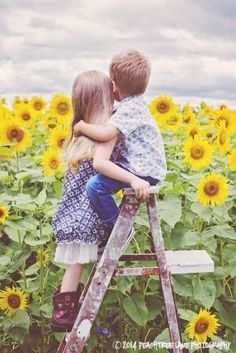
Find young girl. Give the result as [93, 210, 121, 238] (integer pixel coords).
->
[51, 70, 115, 332]
[51, 70, 148, 333]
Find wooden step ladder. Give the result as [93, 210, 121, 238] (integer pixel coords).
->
[56, 186, 214, 353]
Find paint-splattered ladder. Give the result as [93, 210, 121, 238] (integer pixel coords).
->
[57, 186, 214, 353]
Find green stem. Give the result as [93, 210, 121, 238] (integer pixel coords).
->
[144, 328, 152, 342]
[220, 238, 226, 293]
[234, 278, 236, 300]
[17, 228, 27, 290]
[15, 151, 20, 173]
[39, 219, 45, 353]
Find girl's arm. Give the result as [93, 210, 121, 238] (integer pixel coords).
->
[93, 137, 150, 200]
[74, 120, 118, 142]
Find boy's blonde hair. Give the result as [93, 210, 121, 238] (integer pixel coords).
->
[109, 49, 151, 96]
[63, 70, 113, 172]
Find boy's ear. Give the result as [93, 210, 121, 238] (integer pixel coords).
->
[112, 80, 117, 93]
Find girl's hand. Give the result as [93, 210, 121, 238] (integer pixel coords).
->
[73, 120, 85, 136]
[130, 177, 150, 201]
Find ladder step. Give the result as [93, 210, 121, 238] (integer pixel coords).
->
[123, 185, 160, 195]
[115, 267, 160, 276]
[118, 250, 214, 274]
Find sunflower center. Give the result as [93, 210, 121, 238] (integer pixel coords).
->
[219, 131, 226, 145]
[217, 117, 229, 128]
[220, 105, 227, 110]
[206, 132, 213, 138]
[195, 318, 209, 334]
[0, 209, 4, 217]
[34, 102, 43, 110]
[156, 102, 169, 114]
[57, 138, 65, 148]
[204, 181, 219, 196]
[190, 145, 204, 160]
[190, 128, 198, 138]
[48, 123, 57, 129]
[8, 294, 21, 309]
[22, 113, 30, 121]
[57, 103, 69, 115]
[184, 116, 191, 123]
[7, 127, 25, 142]
[50, 159, 59, 169]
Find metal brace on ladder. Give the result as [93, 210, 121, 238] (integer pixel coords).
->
[56, 186, 214, 353]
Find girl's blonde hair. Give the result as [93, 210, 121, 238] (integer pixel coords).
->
[63, 70, 113, 172]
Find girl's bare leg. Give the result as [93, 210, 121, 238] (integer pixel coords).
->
[60, 263, 84, 292]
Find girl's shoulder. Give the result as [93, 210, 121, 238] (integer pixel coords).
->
[64, 159, 95, 182]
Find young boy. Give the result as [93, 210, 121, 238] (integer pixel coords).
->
[74, 49, 167, 233]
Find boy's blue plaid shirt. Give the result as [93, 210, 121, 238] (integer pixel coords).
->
[108, 95, 167, 182]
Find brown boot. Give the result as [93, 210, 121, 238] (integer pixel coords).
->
[51, 291, 80, 332]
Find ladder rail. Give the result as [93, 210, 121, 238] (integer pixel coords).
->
[62, 195, 140, 353]
[147, 194, 183, 353]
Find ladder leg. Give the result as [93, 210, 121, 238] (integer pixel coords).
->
[62, 195, 140, 353]
[147, 194, 183, 353]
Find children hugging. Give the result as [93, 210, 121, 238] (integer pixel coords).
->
[51, 49, 167, 332]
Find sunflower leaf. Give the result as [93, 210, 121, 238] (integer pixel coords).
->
[122, 293, 148, 327]
[158, 195, 182, 228]
[35, 188, 47, 207]
[191, 202, 213, 223]
[192, 276, 216, 308]
[203, 225, 236, 240]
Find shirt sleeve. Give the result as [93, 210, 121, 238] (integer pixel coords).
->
[107, 105, 139, 136]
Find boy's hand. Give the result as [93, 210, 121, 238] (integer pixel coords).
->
[73, 120, 85, 136]
[130, 177, 150, 201]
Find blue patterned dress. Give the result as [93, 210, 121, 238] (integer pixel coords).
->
[52, 160, 108, 264]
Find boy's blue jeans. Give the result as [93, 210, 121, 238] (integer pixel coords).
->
[86, 168, 159, 229]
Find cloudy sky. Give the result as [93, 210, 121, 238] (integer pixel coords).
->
[1, 0, 236, 106]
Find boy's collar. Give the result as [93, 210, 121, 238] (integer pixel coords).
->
[119, 94, 143, 104]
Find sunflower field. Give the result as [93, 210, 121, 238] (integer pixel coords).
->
[0, 94, 236, 353]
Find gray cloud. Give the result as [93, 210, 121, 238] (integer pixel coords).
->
[0, 0, 236, 106]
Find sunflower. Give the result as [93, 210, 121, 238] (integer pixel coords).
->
[183, 136, 213, 169]
[202, 126, 217, 142]
[0, 118, 31, 153]
[23, 98, 29, 105]
[197, 173, 228, 207]
[0, 206, 9, 224]
[0, 104, 11, 120]
[149, 95, 177, 125]
[215, 120, 231, 156]
[182, 105, 196, 125]
[186, 123, 203, 139]
[115, 190, 124, 198]
[35, 248, 49, 267]
[16, 104, 36, 127]
[199, 104, 214, 118]
[219, 103, 228, 111]
[12, 96, 23, 110]
[48, 125, 69, 150]
[228, 150, 236, 171]
[0, 286, 28, 316]
[186, 308, 220, 342]
[41, 112, 58, 130]
[51, 94, 72, 122]
[30, 95, 46, 113]
[163, 112, 182, 131]
[41, 149, 62, 176]
[211, 108, 236, 134]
